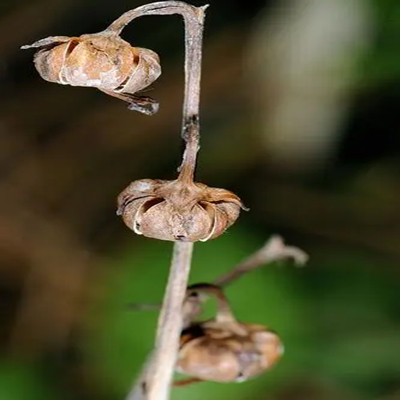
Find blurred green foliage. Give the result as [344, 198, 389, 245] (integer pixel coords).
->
[84, 227, 399, 400]
[364, 0, 400, 86]
[0, 362, 60, 400]
[1, 229, 399, 400]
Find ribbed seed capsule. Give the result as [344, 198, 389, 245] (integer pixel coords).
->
[21, 32, 161, 114]
[116, 178, 245, 242]
[177, 321, 283, 382]
[176, 284, 284, 383]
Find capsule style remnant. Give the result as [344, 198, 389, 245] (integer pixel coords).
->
[176, 284, 284, 383]
[116, 178, 245, 242]
[21, 32, 161, 114]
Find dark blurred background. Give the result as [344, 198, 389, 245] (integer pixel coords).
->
[1, 0, 400, 399]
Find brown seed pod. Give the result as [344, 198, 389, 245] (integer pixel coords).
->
[21, 32, 161, 115]
[116, 178, 246, 242]
[177, 321, 283, 383]
[176, 284, 283, 384]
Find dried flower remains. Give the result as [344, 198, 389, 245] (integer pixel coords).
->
[175, 284, 283, 384]
[22, 30, 161, 115]
[117, 178, 246, 242]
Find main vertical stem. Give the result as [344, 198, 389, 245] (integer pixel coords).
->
[126, 243, 194, 400]
[147, 242, 193, 399]
[176, 1, 204, 184]
[115, 3, 207, 400]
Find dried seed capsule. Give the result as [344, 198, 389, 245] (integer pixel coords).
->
[116, 178, 246, 242]
[177, 322, 283, 383]
[21, 32, 161, 114]
[176, 284, 283, 383]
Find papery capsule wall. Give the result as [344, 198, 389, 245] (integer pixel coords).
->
[23, 32, 161, 109]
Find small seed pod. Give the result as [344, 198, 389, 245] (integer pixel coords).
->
[176, 284, 283, 383]
[21, 32, 161, 114]
[116, 178, 246, 242]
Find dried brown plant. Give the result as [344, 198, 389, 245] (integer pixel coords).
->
[22, 2, 308, 400]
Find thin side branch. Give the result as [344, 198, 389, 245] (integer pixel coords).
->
[214, 235, 308, 286]
[129, 235, 308, 322]
[179, 236, 308, 326]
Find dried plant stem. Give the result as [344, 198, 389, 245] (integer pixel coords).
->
[178, 236, 308, 327]
[151, 243, 193, 396]
[214, 235, 308, 286]
[117, 2, 207, 400]
[106, 1, 205, 184]
[127, 242, 194, 400]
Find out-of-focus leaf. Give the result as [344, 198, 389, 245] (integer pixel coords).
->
[0, 362, 56, 400]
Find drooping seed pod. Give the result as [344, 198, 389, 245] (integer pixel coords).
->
[21, 32, 161, 115]
[116, 178, 246, 242]
[177, 321, 283, 383]
[175, 284, 284, 384]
